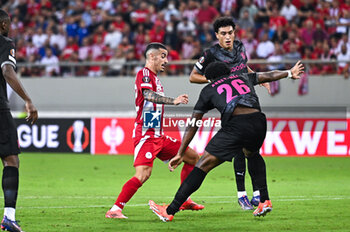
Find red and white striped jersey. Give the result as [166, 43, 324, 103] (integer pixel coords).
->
[133, 67, 165, 139]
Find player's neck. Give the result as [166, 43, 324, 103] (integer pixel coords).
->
[145, 64, 157, 75]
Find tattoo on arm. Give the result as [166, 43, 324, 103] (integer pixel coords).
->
[143, 89, 175, 105]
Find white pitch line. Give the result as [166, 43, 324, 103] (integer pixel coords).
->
[15, 196, 350, 210]
[10, 195, 350, 200]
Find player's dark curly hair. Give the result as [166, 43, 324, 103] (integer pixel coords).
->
[213, 17, 236, 33]
[0, 9, 9, 23]
[144, 42, 167, 58]
[204, 62, 231, 81]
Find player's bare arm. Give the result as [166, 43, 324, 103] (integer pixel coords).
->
[189, 68, 210, 84]
[257, 61, 304, 84]
[248, 65, 271, 94]
[2, 64, 38, 124]
[168, 112, 204, 171]
[143, 89, 188, 105]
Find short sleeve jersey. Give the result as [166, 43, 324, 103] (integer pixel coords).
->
[0, 35, 16, 110]
[194, 41, 248, 76]
[133, 67, 165, 139]
[194, 73, 261, 126]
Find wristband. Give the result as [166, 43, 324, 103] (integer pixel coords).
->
[287, 70, 292, 79]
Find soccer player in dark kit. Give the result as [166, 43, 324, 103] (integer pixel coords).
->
[149, 60, 304, 221]
[189, 17, 271, 209]
[0, 9, 38, 232]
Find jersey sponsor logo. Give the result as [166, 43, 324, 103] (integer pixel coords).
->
[142, 76, 150, 83]
[143, 110, 161, 128]
[230, 63, 247, 73]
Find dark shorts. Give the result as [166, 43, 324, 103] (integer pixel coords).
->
[205, 112, 266, 162]
[0, 111, 20, 156]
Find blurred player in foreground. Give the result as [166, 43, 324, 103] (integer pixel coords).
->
[149, 60, 304, 221]
[105, 43, 203, 219]
[0, 9, 38, 232]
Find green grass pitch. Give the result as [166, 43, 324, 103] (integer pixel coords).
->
[7, 153, 350, 232]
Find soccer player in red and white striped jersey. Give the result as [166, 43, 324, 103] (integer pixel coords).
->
[105, 43, 204, 219]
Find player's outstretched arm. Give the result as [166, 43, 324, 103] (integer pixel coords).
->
[2, 64, 38, 124]
[189, 68, 210, 84]
[248, 65, 271, 94]
[143, 89, 188, 105]
[169, 112, 204, 171]
[257, 60, 304, 84]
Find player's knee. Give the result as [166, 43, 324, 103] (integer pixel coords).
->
[196, 152, 219, 172]
[243, 148, 259, 158]
[2, 155, 20, 168]
[134, 167, 152, 183]
[183, 148, 200, 165]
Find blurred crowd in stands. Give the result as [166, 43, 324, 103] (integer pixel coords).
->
[1, 0, 350, 78]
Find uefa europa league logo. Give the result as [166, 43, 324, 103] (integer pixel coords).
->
[66, 120, 89, 152]
[72, 120, 84, 152]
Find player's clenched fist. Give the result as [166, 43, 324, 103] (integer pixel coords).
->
[174, 94, 189, 105]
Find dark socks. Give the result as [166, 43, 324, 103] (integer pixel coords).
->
[166, 167, 207, 215]
[234, 152, 246, 191]
[2, 167, 19, 208]
[247, 159, 259, 192]
[247, 154, 269, 202]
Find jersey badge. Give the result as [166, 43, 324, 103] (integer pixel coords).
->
[10, 49, 15, 57]
[142, 76, 150, 83]
[199, 56, 205, 63]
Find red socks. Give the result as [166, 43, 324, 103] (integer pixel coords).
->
[181, 163, 194, 184]
[115, 177, 142, 209]
[114, 164, 194, 209]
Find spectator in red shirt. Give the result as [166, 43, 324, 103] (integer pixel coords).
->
[197, 0, 219, 25]
[283, 30, 302, 53]
[340, 0, 350, 15]
[149, 22, 165, 43]
[165, 45, 181, 75]
[307, 10, 325, 29]
[269, 7, 288, 32]
[84, 0, 99, 10]
[27, 0, 41, 17]
[130, 2, 149, 24]
[134, 24, 147, 60]
[112, 14, 126, 31]
[313, 40, 325, 58]
[60, 37, 79, 60]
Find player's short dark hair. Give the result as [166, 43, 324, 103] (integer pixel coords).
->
[213, 17, 236, 33]
[0, 9, 9, 23]
[204, 62, 231, 81]
[144, 42, 167, 58]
